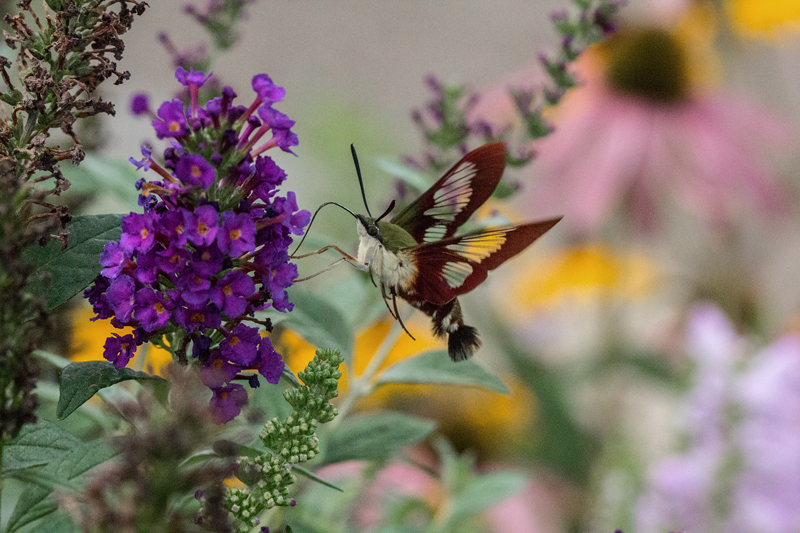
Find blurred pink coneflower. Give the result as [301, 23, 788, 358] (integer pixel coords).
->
[530, 23, 792, 234]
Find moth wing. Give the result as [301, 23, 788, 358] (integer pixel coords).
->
[390, 143, 507, 244]
[404, 217, 561, 306]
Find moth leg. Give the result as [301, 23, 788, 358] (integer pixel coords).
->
[391, 288, 416, 341]
[367, 264, 378, 288]
[378, 281, 398, 320]
[291, 245, 366, 271]
[293, 257, 347, 282]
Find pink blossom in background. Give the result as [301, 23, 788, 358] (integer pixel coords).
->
[526, 26, 793, 235]
[635, 303, 800, 532]
[729, 334, 800, 531]
[532, 82, 791, 234]
[317, 458, 566, 532]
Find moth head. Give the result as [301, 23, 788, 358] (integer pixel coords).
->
[356, 214, 379, 238]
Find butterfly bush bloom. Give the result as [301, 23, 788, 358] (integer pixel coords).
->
[636, 304, 800, 532]
[85, 68, 309, 423]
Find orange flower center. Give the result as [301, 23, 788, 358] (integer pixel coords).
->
[229, 336, 240, 347]
[154, 302, 166, 314]
[168, 121, 181, 132]
[229, 229, 242, 241]
[191, 312, 204, 322]
[197, 222, 209, 235]
[191, 165, 203, 178]
[223, 284, 232, 296]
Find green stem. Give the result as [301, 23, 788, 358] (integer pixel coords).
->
[0, 440, 4, 531]
[329, 315, 407, 429]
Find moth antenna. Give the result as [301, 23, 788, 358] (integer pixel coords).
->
[375, 199, 396, 223]
[351, 143, 373, 217]
[290, 201, 357, 257]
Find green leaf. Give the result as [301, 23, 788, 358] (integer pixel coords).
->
[497, 323, 597, 483]
[372, 157, 432, 193]
[2, 421, 79, 474]
[18, 511, 79, 533]
[7, 485, 54, 532]
[23, 214, 123, 311]
[292, 464, 344, 492]
[55, 438, 117, 480]
[492, 179, 518, 199]
[282, 288, 353, 359]
[7, 434, 115, 532]
[324, 412, 436, 465]
[446, 471, 528, 527]
[31, 349, 71, 370]
[57, 360, 166, 420]
[60, 155, 140, 204]
[281, 366, 303, 388]
[376, 350, 509, 394]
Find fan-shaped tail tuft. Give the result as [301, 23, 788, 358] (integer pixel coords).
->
[448, 325, 481, 362]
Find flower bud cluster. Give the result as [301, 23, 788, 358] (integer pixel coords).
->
[224, 349, 343, 524]
[406, 0, 622, 177]
[85, 67, 309, 423]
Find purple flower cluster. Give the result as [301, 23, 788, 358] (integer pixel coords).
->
[635, 304, 800, 532]
[86, 68, 309, 423]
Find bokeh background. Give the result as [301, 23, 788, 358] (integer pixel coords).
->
[61, 0, 800, 531]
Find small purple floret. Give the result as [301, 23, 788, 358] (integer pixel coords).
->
[217, 211, 256, 257]
[186, 205, 220, 246]
[176, 154, 216, 188]
[104, 333, 137, 369]
[120, 212, 155, 252]
[134, 287, 172, 332]
[220, 324, 260, 366]
[252, 73, 286, 104]
[99, 241, 130, 278]
[153, 99, 188, 139]
[175, 66, 212, 88]
[257, 337, 284, 384]
[106, 274, 136, 322]
[209, 383, 248, 424]
[130, 93, 151, 116]
[210, 270, 256, 318]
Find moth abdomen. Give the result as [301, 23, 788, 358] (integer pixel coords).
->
[404, 295, 480, 361]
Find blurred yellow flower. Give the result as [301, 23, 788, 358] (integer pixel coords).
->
[69, 306, 173, 376]
[278, 314, 444, 398]
[728, 0, 800, 37]
[401, 377, 537, 457]
[674, 0, 721, 86]
[279, 315, 533, 455]
[510, 243, 660, 313]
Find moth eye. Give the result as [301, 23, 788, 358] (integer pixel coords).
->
[367, 225, 379, 237]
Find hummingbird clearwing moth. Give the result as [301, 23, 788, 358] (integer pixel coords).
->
[293, 142, 561, 361]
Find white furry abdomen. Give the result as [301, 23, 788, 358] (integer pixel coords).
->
[357, 233, 416, 290]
